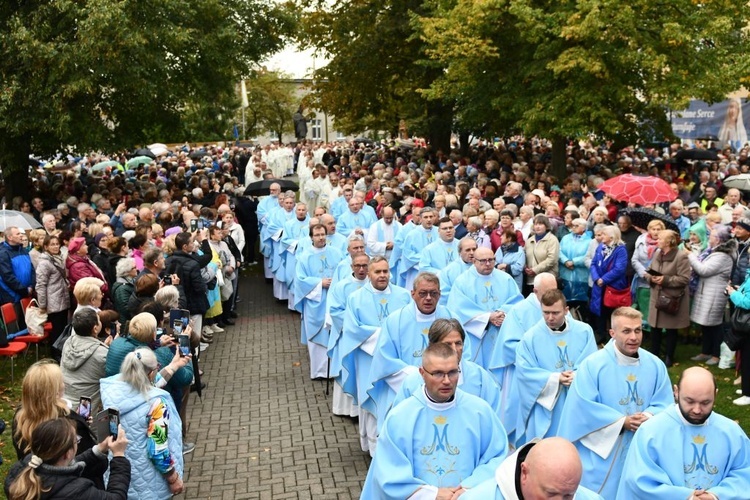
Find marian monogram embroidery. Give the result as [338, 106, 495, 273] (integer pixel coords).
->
[555, 340, 574, 370]
[480, 281, 498, 306]
[421, 416, 460, 456]
[685, 435, 719, 475]
[318, 255, 332, 275]
[377, 298, 390, 322]
[413, 328, 429, 358]
[619, 373, 644, 408]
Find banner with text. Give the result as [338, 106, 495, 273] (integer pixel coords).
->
[670, 98, 748, 150]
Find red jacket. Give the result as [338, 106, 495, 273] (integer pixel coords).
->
[66, 254, 109, 295]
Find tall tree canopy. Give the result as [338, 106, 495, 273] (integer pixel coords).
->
[0, 0, 295, 199]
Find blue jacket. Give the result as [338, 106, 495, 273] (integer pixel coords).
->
[0, 241, 34, 304]
[590, 244, 628, 316]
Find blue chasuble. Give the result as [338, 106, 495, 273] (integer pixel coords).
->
[293, 245, 342, 348]
[330, 195, 348, 220]
[618, 404, 750, 499]
[280, 216, 309, 288]
[326, 275, 367, 396]
[367, 303, 455, 431]
[557, 341, 673, 499]
[267, 206, 294, 276]
[325, 232, 348, 255]
[514, 318, 597, 447]
[336, 209, 376, 237]
[259, 201, 282, 257]
[340, 283, 411, 412]
[389, 221, 418, 285]
[360, 388, 508, 499]
[399, 226, 438, 287]
[418, 239, 460, 275]
[446, 267, 522, 369]
[438, 259, 472, 306]
[331, 255, 353, 288]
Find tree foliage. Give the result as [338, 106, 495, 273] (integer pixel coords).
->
[241, 70, 298, 142]
[0, 0, 296, 199]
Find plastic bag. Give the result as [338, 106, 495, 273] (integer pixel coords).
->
[25, 299, 48, 336]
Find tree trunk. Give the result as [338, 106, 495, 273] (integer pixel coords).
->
[550, 135, 568, 184]
[0, 132, 32, 204]
[425, 100, 453, 154]
[458, 130, 471, 157]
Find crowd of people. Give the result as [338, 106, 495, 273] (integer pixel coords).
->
[1, 136, 750, 498]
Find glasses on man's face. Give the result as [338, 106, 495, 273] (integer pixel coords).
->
[422, 368, 461, 381]
[417, 290, 440, 299]
[352, 264, 368, 268]
[476, 258, 494, 265]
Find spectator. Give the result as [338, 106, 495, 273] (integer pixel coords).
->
[590, 225, 629, 344]
[66, 237, 108, 299]
[165, 231, 211, 339]
[559, 218, 592, 307]
[0, 226, 35, 306]
[631, 219, 665, 331]
[73, 277, 105, 313]
[27, 229, 46, 269]
[35, 235, 71, 356]
[494, 228, 526, 291]
[4, 418, 130, 500]
[111, 258, 137, 322]
[101, 348, 185, 498]
[524, 214, 560, 295]
[127, 273, 159, 318]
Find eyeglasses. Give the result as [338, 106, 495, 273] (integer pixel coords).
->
[475, 258, 494, 265]
[352, 264, 369, 268]
[416, 290, 440, 298]
[422, 368, 461, 380]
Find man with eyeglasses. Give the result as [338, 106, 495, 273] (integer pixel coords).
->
[361, 342, 508, 499]
[399, 207, 439, 290]
[331, 234, 367, 289]
[368, 272, 454, 431]
[293, 224, 343, 380]
[447, 247, 523, 368]
[418, 216, 459, 275]
[326, 253, 370, 418]
[336, 196, 376, 238]
[486, 272, 558, 441]
[514, 290, 597, 448]
[280, 202, 310, 310]
[439, 237, 477, 306]
[340, 256, 411, 456]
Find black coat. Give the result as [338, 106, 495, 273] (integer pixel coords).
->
[165, 244, 211, 315]
[4, 450, 130, 500]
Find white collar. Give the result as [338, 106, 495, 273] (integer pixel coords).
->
[422, 386, 457, 411]
[415, 306, 437, 323]
[673, 403, 710, 427]
[613, 343, 640, 366]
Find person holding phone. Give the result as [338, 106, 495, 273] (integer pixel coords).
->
[102, 347, 184, 497]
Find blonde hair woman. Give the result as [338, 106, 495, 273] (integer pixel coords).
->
[73, 276, 105, 312]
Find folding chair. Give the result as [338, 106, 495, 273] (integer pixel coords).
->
[0, 342, 27, 383]
[13, 300, 52, 360]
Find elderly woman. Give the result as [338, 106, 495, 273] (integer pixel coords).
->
[587, 206, 611, 235]
[686, 225, 737, 365]
[27, 228, 46, 269]
[590, 225, 629, 344]
[495, 228, 526, 291]
[101, 348, 185, 498]
[559, 218, 591, 306]
[73, 277, 105, 313]
[466, 215, 491, 249]
[127, 273, 159, 318]
[644, 230, 691, 366]
[35, 235, 71, 359]
[631, 219, 666, 330]
[524, 214, 560, 295]
[66, 236, 109, 299]
[112, 257, 138, 322]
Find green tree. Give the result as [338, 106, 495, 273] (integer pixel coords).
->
[418, 0, 750, 176]
[241, 70, 298, 142]
[299, 0, 453, 151]
[0, 0, 295, 200]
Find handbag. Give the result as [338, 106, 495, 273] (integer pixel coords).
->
[655, 288, 684, 315]
[603, 286, 632, 308]
[52, 323, 73, 351]
[727, 306, 750, 350]
[24, 299, 48, 336]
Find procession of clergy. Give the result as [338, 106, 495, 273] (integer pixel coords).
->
[257, 182, 750, 500]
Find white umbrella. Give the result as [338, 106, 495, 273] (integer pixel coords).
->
[723, 174, 750, 192]
[0, 209, 42, 231]
[148, 143, 170, 157]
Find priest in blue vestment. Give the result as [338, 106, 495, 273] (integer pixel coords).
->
[486, 273, 558, 439]
[280, 203, 309, 309]
[461, 438, 603, 500]
[618, 366, 750, 499]
[267, 192, 295, 300]
[326, 253, 369, 417]
[399, 207, 438, 290]
[389, 207, 421, 285]
[321, 214, 348, 255]
[514, 290, 597, 447]
[293, 223, 342, 379]
[331, 235, 365, 288]
[366, 206, 401, 260]
[557, 306, 673, 499]
[257, 183, 282, 279]
[438, 237, 476, 306]
[330, 185, 354, 220]
[340, 256, 411, 455]
[368, 272, 454, 431]
[418, 217, 459, 274]
[336, 197, 376, 237]
[446, 247, 522, 369]
[361, 343, 508, 499]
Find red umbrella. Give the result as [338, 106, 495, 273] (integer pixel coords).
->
[599, 174, 676, 205]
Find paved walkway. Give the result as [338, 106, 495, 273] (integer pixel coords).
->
[183, 272, 370, 499]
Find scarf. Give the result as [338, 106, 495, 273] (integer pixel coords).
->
[646, 233, 659, 259]
[602, 243, 616, 260]
[501, 242, 520, 255]
[689, 245, 715, 295]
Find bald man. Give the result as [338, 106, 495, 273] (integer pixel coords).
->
[366, 206, 401, 260]
[618, 367, 750, 499]
[461, 437, 602, 499]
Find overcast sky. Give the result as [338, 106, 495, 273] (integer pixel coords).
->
[262, 44, 328, 79]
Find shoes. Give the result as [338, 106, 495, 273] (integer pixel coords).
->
[733, 395, 750, 406]
[209, 324, 225, 333]
[665, 357, 674, 368]
[200, 334, 214, 344]
[229, 311, 239, 318]
[735, 377, 743, 386]
[737, 389, 743, 395]
[222, 319, 236, 326]
[705, 357, 720, 366]
[690, 354, 711, 362]
[183, 442, 196, 455]
[249, 261, 258, 266]
[201, 327, 214, 338]
[199, 342, 209, 352]
[190, 382, 207, 393]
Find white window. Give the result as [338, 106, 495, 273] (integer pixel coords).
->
[336, 131, 346, 140]
[311, 119, 322, 140]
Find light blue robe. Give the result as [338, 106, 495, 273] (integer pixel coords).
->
[446, 267, 523, 369]
[559, 232, 592, 302]
[293, 245, 342, 349]
[267, 206, 294, 277]
[330, 195, 349, 220]
[340, 283, 411, 412]
[360, 388, 508, 499]
[394, 359, 501, 420]
[389, 221, 419, 285]
[331, 254, 353, 288]
[494, 244, 526, 291]
[399, 226, 438, 287]
[367, 302, 455, 431]
[280, 216, 310, 289]
[438, 259, 472, 306]
[257, 196, 280, 257]
[326, 232, 348, 255]
[618, 404, 750, 498]
[326, 275, 367, 395]
[557, 341, 673, 499]
[336, 208, 376, 237]
[514, 318, 597, 447]
[418, 238, 460, 275]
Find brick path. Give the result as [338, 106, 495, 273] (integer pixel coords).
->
[183, 272, 370, 499]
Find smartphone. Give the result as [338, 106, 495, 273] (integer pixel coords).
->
[169, 309, 190, 337]
[156, 327, 165, 338]
[162, 275, 172, 286]
[646, 269, 663, 277]
[110, 322, 118, 338]
[190, 219, 198, 232]
[77, 396, 92, 419]
[178, 334, 191, 357]
[95, 408, 120, 441]
[122, 195, 130, 205]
